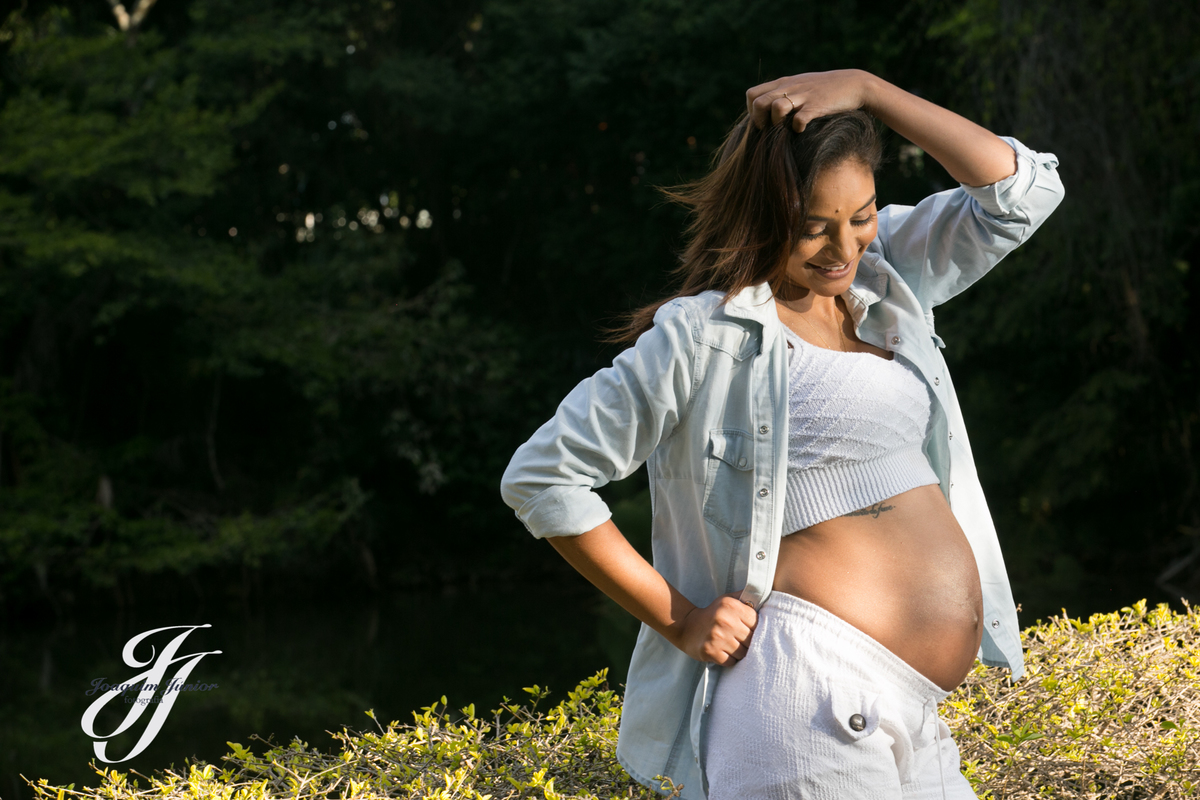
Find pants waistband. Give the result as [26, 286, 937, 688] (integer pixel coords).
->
[761, 590, 952, 704]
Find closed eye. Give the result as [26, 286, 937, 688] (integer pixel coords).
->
[798, 214, 877, 241]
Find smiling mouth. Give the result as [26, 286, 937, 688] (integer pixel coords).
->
[808, 260, 851, 273]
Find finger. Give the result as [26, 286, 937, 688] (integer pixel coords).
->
[727, 592, 758, 621]
[739, 603, 758, 630]
[748, 92, 772, 129]
[717, 594, 749, 615]
[773, 94, 799, 127]
[794, 109, 819, 133]
[730, 632, 753, 659]
[731, 641, 749, 661]
[749, 90, 791, 130]
[745, 78, 784, 118]
[793, 101, 838, 133]
[710, 643, 739, 665]
[716, 647, 742, 666]
[707, 622, 748, 654]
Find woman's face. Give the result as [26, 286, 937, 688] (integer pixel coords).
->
[783, 159, 878, 299]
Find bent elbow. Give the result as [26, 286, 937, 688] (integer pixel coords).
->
[499, 454, 530, 515]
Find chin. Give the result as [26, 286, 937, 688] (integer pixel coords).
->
[808, 282, 847, 297]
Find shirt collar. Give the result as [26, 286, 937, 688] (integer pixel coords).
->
[724, 281, 779, 327]
[842, 252, 889, 326]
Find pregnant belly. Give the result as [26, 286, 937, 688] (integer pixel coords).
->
[772, 484, 984, 692]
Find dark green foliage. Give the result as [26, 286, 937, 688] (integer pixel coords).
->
[0, 0, 516, 601]
[922, 0, 1200, 617]
[1, 0, 1198, 628]
[0, 0, 911, 604]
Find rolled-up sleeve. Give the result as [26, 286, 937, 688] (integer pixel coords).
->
[872, 136, 1064, 310]
[500, 300, 696, 538]
[962, 136, 1061, 219]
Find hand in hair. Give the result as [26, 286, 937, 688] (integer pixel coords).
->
[746, 69, 870, 132]
[749, 69, 1017, 186]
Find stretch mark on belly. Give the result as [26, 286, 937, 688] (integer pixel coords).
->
[845, 502, 895, 519]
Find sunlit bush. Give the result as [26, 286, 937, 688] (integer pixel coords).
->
[947, 598, 1200, 798]
[29, 599, 1200, 799]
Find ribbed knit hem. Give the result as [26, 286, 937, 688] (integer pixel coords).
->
[782, 445, 939, 533]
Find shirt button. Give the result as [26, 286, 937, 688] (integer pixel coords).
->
[849, 714, 866, 731]
[737, 457, 748, 468]
[934, 377, 940, 385]
[949, 432, 954, 440]
[891, 335, 901, 345]
[759, 425, 769, 434]
[991, 619, 1000, 629]
[756, 551, 766, 560]
[758, 487, 769, 497]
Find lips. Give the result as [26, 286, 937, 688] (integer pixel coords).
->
[807, 260, 852, 278]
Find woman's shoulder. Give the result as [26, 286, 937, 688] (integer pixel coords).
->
[657, 288, 771, 331]
[642, 289, 762, 357]
[655, 289, 725, 317]
[648, 290, 733, 333]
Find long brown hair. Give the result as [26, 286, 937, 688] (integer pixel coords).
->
[609, 109, 883, 344]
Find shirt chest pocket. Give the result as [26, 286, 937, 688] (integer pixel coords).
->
[702, 429, 755, 538]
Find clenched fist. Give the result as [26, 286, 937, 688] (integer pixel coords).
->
[676, 592, 759, 665]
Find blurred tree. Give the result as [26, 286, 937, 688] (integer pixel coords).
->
[0, 0, 517, 606]
[922, 0, 1200, 617]
[1, 0, 927, 608]
[10, 0, 1195, 629]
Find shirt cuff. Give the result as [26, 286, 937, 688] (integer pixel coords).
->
[515, 484, 613, 539]
[961, 135, 1060, 218]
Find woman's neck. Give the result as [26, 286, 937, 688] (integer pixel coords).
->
[775, 289, 842, 322]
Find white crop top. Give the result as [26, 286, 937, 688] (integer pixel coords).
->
[781, 324, 940, 534]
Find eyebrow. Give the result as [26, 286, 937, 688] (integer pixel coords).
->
[805, 194, 877, 223]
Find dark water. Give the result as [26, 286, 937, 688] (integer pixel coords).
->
[0, 571, 635, 800]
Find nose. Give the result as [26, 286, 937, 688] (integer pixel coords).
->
[825, 225, 858, 264]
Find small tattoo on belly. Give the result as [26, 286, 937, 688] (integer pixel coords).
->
[845, 502, 895, 519]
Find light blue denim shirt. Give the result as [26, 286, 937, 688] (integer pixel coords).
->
[501, 136, 1063, 799]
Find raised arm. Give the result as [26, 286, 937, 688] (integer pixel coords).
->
[746, 69, 1016, 187]
[747, 69, 1064, 310]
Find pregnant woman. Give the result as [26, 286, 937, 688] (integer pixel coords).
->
[501, 69, 1063, 799]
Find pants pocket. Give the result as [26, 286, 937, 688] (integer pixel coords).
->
[823, 677, 882, 743]
[825, 677, 921, 786]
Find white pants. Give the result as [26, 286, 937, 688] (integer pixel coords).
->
[702, 592, 979, 800]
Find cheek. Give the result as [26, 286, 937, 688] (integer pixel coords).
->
[792, 240, 823, 263]
[864, 220, 883, 245]
[857, 223, 878, 250]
